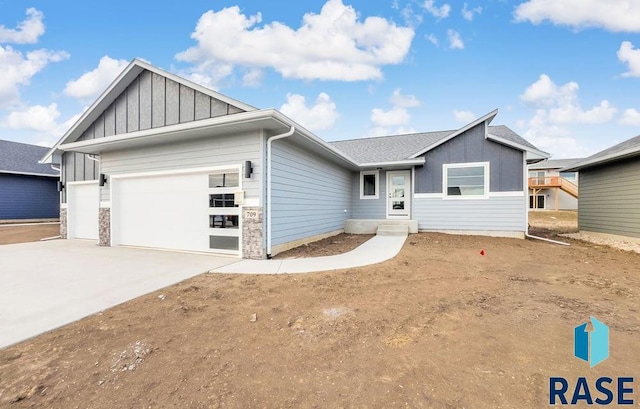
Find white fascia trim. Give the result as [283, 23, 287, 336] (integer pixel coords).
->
[563, 147, 640, 172]
[0, 170, 59, 178]
[358, 158, 425, 168]
[66, 180, 99, 185]
[486, 133, 550, 160]
[414, 193, 444, 199]
[409, 109, 499, 158]
[109, 165, 241, 180]
[489, 191, 525, 197]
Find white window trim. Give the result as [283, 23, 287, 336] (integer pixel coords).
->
[360, 170, 379, 200]
[443, 162, 490, 200]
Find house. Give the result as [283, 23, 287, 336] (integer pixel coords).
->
[41, 59, 549, 258]
[0, 140, 60, 221]
[563, 134, 640, 241]
[528, 158, 582, 210]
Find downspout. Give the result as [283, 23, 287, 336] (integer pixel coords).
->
[266, 125, 295, 258]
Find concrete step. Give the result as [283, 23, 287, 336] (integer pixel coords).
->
[376, 225, 409, 236]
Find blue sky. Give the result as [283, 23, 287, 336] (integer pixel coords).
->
[1, 0, 639, 158]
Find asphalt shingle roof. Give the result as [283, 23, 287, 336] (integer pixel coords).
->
[564, 134, 640, 171]
[529, 158, 585, 170]
[0, 140, 59, 176]
[329, 125, 540, 164]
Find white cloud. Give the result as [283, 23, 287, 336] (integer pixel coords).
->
[1, 103, 60, 131]
[519, 74, 618, 157]
[0, 8, 45, 44]
[64, 56, 129, 100]
[453, 109, 476, 123]
[401, 4, 424, 28]
[520, 74, 617, 124]
[390, 89, 421, 108]
[426, 33, 439, 46]
[447, 29, 464, 49]
[242, 68, 263, 87]
[514, 0, 640, 32]
[619, 108, 640, 126]
[462, 3, 482, 21]
[371, 106, 410, 127]
[0, 46, 70, 107]
[280, 92, 339, 131]
[422, 0, 451, 19]
[617, 41, 640, 77]
[175, 0, 414, 85]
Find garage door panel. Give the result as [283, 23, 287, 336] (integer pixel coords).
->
[68, 183, 99, 240]
[112, 174, 210, 252]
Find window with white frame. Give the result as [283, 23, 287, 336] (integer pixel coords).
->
[360, 170, 379, 199]
[443, 162, 489, 198]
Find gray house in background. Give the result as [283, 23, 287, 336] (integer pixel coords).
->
[41, 59, 548, 259]
[528, 158, 582, 210]
[0, 140, 60, 221]
[564, 134, 640, 241]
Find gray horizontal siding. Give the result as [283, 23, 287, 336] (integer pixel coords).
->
[271, 139, 352, 247]
[415, 123, 524, 193]
[100, 131, 262, 203]
[351, 170, 386, 219]
[578, 158, 640, 238]
[414, 196, 525, 231]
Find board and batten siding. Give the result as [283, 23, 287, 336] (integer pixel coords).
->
[351, 170, 387, 219]
[0, 174, 60, 219]
[100, 131, 262, 203]
[578, 158, 640, 239]
[270, 139, 352, 248]
[413, 195, 526, 232]
[415, 123, 523, 194]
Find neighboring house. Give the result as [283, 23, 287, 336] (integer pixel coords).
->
[41, 59, 548, 259]
[564, 135, 640, 241]
[528, 158, 582, 210]
[0, 140, 60, 220]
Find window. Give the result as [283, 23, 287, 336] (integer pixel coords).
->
[209, 172, 239, 188]
[208, 169, 241, 254]
[559, 171, 577, 181]
[360, 170, 379, 199]
[443, 162, 489, 198]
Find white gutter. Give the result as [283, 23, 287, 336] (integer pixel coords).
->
[266, 125, 295, 258]
[87, 155, 100, 162]
[50, 165, 60, 172]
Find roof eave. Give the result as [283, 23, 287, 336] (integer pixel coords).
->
[486, 133, 550, 163]
[408, 109, 499, 159]
[358, 158, 426, 168]
[0, 170, 59, 177]
[563, 147, 640, 172]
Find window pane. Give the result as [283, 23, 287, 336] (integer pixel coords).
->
[209, 172, 239, 188]
[447, 166, 485, 196]
[209, 215, 239, 229]
[209, 193, 236, 208]
[392, 176, 405, 186]
[363, 174, 376, 196]
[209, 235, 239, 251]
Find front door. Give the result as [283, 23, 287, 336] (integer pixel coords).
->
[387, 170, 411, 218]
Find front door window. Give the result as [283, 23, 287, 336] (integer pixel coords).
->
[387, 170, 411, 218]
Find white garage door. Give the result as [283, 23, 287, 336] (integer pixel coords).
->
[111, 169, 241, 255]
[67, 182, 99, 240]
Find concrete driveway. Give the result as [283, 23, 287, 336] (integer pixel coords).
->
[0, 240, 235, 349]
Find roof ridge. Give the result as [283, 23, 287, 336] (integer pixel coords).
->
[329, 129, 457, 144]
[0, 139, 49, 149]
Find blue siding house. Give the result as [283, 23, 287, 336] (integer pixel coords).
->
[0, 140, 60, 220]
[41, 59, 548, 259]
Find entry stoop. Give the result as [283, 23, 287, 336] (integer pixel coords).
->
[376, 224, 409, 236]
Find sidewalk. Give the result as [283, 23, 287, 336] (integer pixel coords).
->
[212, 234, 408, 274]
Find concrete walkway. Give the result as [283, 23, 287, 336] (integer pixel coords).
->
[212, 234, 408, 274]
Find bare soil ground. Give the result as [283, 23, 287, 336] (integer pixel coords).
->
[0, 224, 60, 245]
[528, 210, 578, 239]
[1, 218, 639, 408]
[275, 233, 374, 259]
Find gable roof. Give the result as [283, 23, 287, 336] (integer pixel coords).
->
[329, 116, 548, 165]
[41, 58, 257, 163]
[563, 134, 640, 171]
[0, 140, 59, 177]
[529, 158, 584, 170]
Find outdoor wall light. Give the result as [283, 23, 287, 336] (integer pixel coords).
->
[99, 173, 108, 187]
[57, 181, 64, 192]
[244, 160, 253, 179]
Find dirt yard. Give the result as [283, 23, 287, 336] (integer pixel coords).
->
[0, 223, 60, 245]
[1, 218, 639, 408]
[528, 210, 578, 238]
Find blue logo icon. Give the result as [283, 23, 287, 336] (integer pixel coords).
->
[574, 316, 609, 367]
